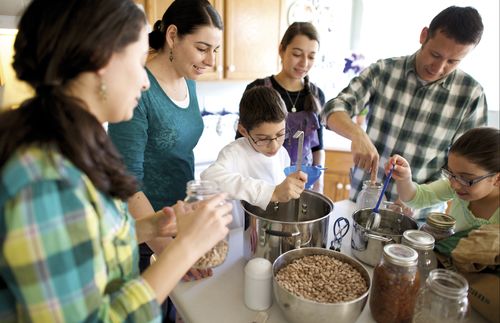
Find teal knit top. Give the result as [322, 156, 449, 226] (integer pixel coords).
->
[108, 69, 203, 210]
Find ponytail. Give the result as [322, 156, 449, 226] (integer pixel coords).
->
[303, 75, 321, 113]
[149, 20, 166, 51]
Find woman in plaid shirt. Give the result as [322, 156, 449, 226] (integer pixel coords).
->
[0, 0, 232, 321]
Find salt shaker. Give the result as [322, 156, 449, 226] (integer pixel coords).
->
[244, 258, 273, 311]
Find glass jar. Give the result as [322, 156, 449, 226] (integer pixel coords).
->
[412, 269, 469, 323]
[420, 212, 456, 241]
[356, 180, 385, 210]
[184, 180, 229, 269]
[402, 230, 437, 287]
[370, 244, 420, 323]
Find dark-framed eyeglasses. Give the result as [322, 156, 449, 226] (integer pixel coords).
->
[248, 133, 286, 147]
[441, 167, 496, 187]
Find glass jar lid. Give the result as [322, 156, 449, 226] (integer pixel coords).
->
[383, 244, 418, 266]
[426, 213, 456, 229]
[402, 230, 435, 250]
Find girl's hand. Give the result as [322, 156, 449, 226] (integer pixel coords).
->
[387, 154, 412, 181]
[272, 171, 307, 202]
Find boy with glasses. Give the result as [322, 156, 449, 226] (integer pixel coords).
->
[201, 86, 307, 228]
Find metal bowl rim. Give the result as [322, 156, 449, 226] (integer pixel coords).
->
[272, 247, 371, 305]
[241, 190, 334, 225]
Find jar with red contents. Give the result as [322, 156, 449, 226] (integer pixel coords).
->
[369, 244, 420, 323]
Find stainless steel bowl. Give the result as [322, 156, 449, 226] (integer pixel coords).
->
[272, 247, 371, 323]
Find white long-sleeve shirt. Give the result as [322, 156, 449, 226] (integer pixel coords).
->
[201, 137, 290, 228]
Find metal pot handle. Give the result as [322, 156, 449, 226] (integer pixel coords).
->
[365, 233, 393, 243]
[265, 228, 301, 237]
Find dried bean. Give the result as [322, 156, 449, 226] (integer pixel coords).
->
[275, 255, 368, 303]
[193, 239, 228, 269]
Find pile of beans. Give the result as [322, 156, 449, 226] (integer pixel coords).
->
[193, 239, 229, 269]
[275, 254, 368, 303]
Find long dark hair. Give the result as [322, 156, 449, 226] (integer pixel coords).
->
[427, 6, 483, 45]
[149, 0, 223, 51]
[450, 127, 500, 173]
[0, 0, 146, 199]
[280, 22, 321, 113]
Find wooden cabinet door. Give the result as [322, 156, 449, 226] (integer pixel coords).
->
[144, 0, 173, 25]
[324, 150, 353, 202]
[223, 0, 283, 79]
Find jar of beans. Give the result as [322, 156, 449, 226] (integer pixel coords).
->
[370, 244, 420, 323]
[185, 180, 229, 269]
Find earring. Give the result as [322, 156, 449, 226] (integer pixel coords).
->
[99, 77, 107, 101]
[169, 49, 174, 62]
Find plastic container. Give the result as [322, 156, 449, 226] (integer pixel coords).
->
[244, 258, 273, 311]
[402, 230, 437, 287]
[184, 180, 229, 269]
[370, 244, 420, 323]
[420, 212, 456, 241]
[412, 269, 469, 322]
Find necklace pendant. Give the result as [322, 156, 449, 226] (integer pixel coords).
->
[291, 106, 296, 113]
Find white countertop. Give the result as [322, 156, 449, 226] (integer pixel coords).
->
[170, 200, 488, 323]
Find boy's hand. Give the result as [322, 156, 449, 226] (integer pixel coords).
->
[272, 171, 307, 202]
[388, 154, 412, 181]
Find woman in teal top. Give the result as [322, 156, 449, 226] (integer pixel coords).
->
[0, 0, 231, 321]
[109, 70, 203, 211]
[108, 0, 223, 277]
[387, 127, 499, 232]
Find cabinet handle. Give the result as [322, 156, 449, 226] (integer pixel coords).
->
[346, 184, 351, 190]
[227, 64, 235, 72]
[217, 65, 223, 72]
[336, 183, 343, 189]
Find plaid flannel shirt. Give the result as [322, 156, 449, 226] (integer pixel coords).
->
[0, 147, 161, 322]
[322, 52, 487, 202]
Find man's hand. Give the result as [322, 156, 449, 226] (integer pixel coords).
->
[351, 130, 379, 182]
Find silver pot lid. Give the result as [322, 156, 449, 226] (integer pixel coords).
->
[402, 230, 435, 250]
[383, 244, 418, 266]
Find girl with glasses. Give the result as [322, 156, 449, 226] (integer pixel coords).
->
[386, 127, 499, 231]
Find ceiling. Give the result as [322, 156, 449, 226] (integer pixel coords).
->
[0, 0, 30, 16]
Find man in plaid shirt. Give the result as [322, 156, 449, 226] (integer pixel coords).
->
[322, 6, 487, 215]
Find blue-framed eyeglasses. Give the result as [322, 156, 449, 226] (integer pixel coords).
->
[441, 168, 496, 187]
[248, 133, 285, 147]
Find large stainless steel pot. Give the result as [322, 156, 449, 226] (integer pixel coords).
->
[351, 208, 418, 266]
[242, 190, 333, 263]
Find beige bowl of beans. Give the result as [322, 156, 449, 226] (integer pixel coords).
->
[273, 247, 370, 323]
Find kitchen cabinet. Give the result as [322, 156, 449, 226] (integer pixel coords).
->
[324, 149, 353, 202]
[135, 0, 284, 80]
[223, 0, 284, 79]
